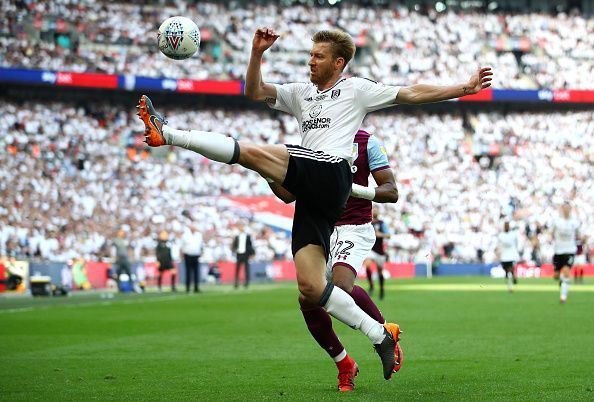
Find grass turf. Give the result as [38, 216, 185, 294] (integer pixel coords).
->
[1, 277, 593, 401]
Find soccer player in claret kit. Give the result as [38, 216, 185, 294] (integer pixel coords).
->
[137, 27, 492, 386]
[267, 129, 398, 390]
[552, 203, 581, 303]
[365, 207, 391, 300]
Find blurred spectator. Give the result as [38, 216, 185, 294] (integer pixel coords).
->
[181, 214, 203, 293]
[112, 229, 133, 286]
[72, 258, 91, 290]
[156, 230, 176, 292]
[232, 222, 255, 289]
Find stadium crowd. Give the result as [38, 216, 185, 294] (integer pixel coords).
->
[1, 100, 592, 265]
[1, 1, 593, 88]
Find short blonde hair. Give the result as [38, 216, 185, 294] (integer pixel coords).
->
[312, 29, 356, 69]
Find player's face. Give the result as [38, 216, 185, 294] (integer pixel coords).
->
[561, 204, 571, 217]
[308, 43, 342, 85]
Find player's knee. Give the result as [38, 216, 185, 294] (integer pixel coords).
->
[238, 143, 262, 167]
[332, 277, 354, 293]
[297, 279, 319, 300]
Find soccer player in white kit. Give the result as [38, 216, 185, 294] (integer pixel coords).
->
[137, 27, 493, 385]
[497, 221, 521, 292]
[552, 203, 581, 303]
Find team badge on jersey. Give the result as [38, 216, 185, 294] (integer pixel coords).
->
[331, 89, 341, 99]
[351, 143, 359, 160]
[351, 142, 359, 172]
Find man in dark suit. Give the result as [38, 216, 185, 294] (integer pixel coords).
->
[232, 223, 255, 289]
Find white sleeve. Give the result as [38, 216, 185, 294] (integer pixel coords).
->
[352, 77, 400, 112]
[268, 83, 307, 115]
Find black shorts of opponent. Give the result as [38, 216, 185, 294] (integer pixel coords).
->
[281, 145, 352, 259]
[501, 261, 515, 273]
[553, 253, 575, 271]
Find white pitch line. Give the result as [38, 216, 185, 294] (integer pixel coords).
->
[0, 284, 292, 314]
[386, 284, 594, 292]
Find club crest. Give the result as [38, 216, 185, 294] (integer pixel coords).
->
[331, 89, 341, 99]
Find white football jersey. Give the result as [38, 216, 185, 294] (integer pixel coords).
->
[497, 230, 520, 262]
[553, 217, 580, 254]
[269, 77, 400, 163]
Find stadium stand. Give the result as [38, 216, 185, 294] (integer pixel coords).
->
[1, 99, 592, 264]
[1, 1, 593, 87]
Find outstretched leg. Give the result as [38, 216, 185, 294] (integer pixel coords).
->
[138, 95, 290, 182]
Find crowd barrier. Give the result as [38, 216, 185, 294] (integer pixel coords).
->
[1, 260, 592, 293]
[2, 68, 594, 103]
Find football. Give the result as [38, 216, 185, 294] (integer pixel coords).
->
[157, 16, 201, 60]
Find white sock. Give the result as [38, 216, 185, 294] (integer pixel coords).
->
[324, 286, 385, 344]
[333, 349, 347, 363]
[507, 272, 513, 291]
[163, 126, 238, 164]
[560, 277, 569, 300]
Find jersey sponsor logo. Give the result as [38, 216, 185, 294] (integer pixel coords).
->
[331, 89, 341, 99]
[314, 94, 328, 101]
[302, 117, 331, 132]
[309, 104, 322, 118]
[380, 145, 387, 155]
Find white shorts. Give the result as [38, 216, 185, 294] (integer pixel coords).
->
[368, 250, 387, 266]
[326, 223, 375, 280]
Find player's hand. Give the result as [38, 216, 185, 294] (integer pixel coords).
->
[252, 27, 280, 54]
[463, 67, 493, 95]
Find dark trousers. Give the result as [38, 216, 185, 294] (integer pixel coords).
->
[235, 255, 250, 288]
[184, 254, 200, 292]
[116, 261, 132, 282]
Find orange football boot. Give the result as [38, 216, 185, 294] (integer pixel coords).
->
[336, 356, 359, 392]
[383, 323, 403, 374]
[374, 322, 402, 380]
[136, 95, 167, 147]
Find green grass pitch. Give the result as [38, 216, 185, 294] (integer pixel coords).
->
[1, 277, 593, 401]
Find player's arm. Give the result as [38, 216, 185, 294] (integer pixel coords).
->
[371, 168, 398, 203]
[351, 168, 398, 203]
[351, 137, 398, 203]
[265, 179, 296, 204]
[244, 27, 280, 103]
[396, 67, 493, 105]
